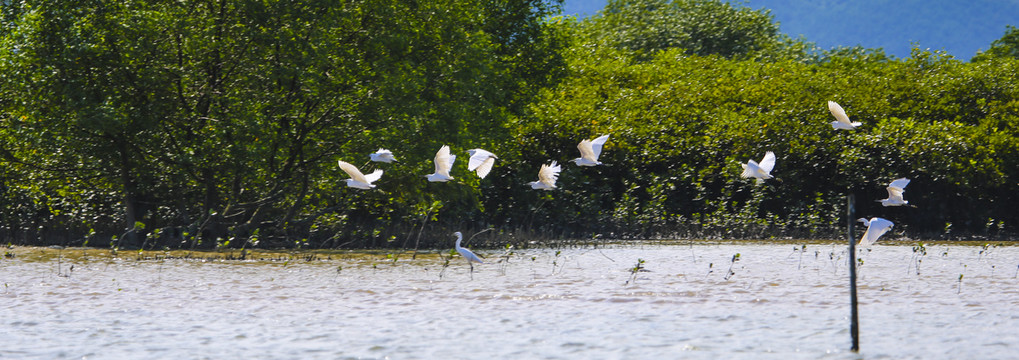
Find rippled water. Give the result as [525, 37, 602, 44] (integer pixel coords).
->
[2, 241, 1018, 359]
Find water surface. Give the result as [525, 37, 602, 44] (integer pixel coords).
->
[2, 241, 1017, 359]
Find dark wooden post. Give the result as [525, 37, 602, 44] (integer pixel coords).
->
[847, 194, 860, 352]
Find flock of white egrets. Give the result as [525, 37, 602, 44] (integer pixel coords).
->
[739, 101, 909, 246]
[336, 101, 910, 266]
[336, 134, 610, 192]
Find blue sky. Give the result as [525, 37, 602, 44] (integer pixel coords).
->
[560, 0, 1019, 59]
[561, 0, 606, 17]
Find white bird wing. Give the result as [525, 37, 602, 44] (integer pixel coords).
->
[828, 101, 854, 126]
[434, 145, 453, 176]
[589, 134, 610, 160]
[458, 247, 483, 263]
[337, 160, 368, 183]
[364, 169, 383, 183]
[475, 157, 496, 179]
[758, 151, 776, 173]
[538, 161, 561, 187]
[888, 178, 910, 190]
[467, 149, 496, 171]
[886, 187, 905, 200]
[740, 160, 758, 178]
[860, 218, 894, 246]
[577, 139, 595, 161]
[885, 178, 910, 200]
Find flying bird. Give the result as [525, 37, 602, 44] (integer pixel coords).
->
[878, 178, 911, 207]
[426, 145, 456, 182]
[857, 217, 894, 246]
[828, 101, 862, 130]
[337, 160, 383, 189]
[453, 231, 483, 277]
[572, 134, 610, 166]
[527, 161, 561, 190]
[369, 148, 397, 163]
[466, 149, 497, 179]
[740, 151, 777, 184]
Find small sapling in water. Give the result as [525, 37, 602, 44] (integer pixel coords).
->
[724, 253, 741, 280]
[497, 244, 514, 263]
[497, 244, 515, 275]
[625, 258, 647, 285]
[437, 249, 455, 279]
[909, 243, 927, 276]
[978, 243, 999, 261]
[552, 250, 562, 275]
[798, 245, 806, 270]
[828, 249, 841, 275]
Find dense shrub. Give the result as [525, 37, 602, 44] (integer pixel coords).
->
[2, 1, 1017, 248]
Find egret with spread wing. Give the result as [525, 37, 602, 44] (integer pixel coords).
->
[740, 151, 777, 184]
[857, 217, 894, 247]
[426, 145, 456, 182]
[467, 149, 497, 179]
[828, 101, 862, 130]
[337, 160, 383, 189]
[572, 135, 610, 166]
[878, 178, 911, 207]
[527, 161, 561, 190]
[369, 148, 397, 163]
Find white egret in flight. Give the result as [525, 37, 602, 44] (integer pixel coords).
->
[466, 149, 497, 179]
[878, 178, 911, 207]
[857, 217, 894, 247]
[527, 161, 561, 190]
[337, 160, 383, 189]
[426, 145, 456, 182]
[828, 101, 862, 130]
[572, 134, 610, 166]
[740, 151, 777, 184]
[369, 148, 397, 163]
[453, 231, 483, 277]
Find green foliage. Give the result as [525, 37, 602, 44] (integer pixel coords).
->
[1, 0, 1017, 248]
[973, 25, 1019, 62]
[0, 0, 566, 248]
[509, 38, 1019, 239]
[577, 0, 808, 61]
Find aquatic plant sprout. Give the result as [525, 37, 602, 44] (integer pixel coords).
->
[337, 161, 383, 189]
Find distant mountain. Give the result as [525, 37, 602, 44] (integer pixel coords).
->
[561, 0, 1019, 60]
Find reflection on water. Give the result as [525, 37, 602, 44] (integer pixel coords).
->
[2, 241, 1018, 359]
